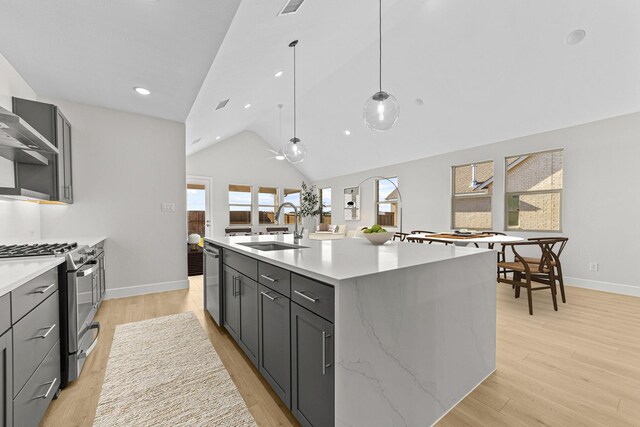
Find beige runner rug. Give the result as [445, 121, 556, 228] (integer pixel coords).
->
[93, 312, 256, 427]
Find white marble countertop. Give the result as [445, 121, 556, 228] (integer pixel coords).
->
[0, 236, 107, 248]
[205, 234, 491, 286]
[0, 257, 65, 298]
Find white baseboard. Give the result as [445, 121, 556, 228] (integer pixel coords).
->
[104, 279, 189, 300]
[565, 276, 640, 297]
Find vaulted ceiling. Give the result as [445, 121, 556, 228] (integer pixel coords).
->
[2, 0, 639, 181]
[187, 0, 640, 181]
[0, 0, 240, 122]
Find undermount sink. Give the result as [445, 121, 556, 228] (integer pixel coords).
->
[237, 241, 309, 251]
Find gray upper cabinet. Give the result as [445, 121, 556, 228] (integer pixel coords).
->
[291, 303, 334, 427]
[12, 98, 73, 203]
[258, 284, 291, 408]
[0, 330, 12, 427]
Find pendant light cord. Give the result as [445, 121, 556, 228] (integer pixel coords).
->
[293, 42, 297, 141]
[379, 0, 382, 93]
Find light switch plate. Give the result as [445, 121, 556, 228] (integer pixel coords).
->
[161, 202, 176, 212]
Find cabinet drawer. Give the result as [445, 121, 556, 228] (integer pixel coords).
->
[223, 250, 258, 281]
[0, 294, 10, 335]
[291, 274, 334, 322]
[13, 291, 59, 397]
[13, 340, 60, 427]
[258, 262, 291, 297]
[11, 268, 58, 324]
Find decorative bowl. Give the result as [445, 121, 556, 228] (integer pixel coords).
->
[363, 231, 394, 245]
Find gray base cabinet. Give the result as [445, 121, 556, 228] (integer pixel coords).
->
[258, 284, 290, 407]
[0, 330, 12, 427]
[291, 303, 334, 427]
[222, 265, 259, 367]
[220, 249, 335, 426]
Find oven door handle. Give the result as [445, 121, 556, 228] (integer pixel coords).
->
[78, 322, 100, 359]
[77, 263, 99, 277]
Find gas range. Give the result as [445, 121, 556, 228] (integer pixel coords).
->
[0, 242, 80, 259]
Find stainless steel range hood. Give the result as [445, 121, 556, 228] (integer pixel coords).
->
[0, 106, 57, 165]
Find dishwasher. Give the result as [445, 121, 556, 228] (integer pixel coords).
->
[203, 242, 222, 326]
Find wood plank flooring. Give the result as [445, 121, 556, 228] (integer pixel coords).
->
[42, 278, 640, 426]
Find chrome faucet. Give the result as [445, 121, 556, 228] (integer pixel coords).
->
[275, 202, 304, 240]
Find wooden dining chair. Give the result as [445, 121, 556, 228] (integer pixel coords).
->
[497, 241, 558, 315]
[406, 236, 452, 246]
[524, 237, 569, 303]
[410, 230, 436, 234]
[393, 232, 409, 242]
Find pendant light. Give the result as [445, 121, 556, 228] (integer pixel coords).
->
[284, 40, 307, 163]
[363, 0, 399, 132]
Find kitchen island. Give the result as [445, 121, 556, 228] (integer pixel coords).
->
[205, 234, 496, 426]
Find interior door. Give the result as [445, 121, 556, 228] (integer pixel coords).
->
[186, 176, 212, 238]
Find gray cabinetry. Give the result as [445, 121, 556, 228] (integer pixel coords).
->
[223, 265, 240, 340]
[258, 284, 290, 407]
[291, 303, 334, 427]
[12, 98, 73, 203]
[0, 330, 12, 427]
[237, 275, 259, 366]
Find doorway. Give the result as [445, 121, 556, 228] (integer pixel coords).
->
[186, 176, 212, 278]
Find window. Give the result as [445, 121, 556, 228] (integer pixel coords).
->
[258, 187, 279, 225]
[452, 161, 494, 230]
[376, 177, 398, 227]
[320, 187, 332, 224]
[283, 188, 301, 224]
[505, 149, 563, 231]
[228, 184, 252, 225]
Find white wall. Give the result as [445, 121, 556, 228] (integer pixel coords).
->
[0, 52, 41, 241]
[315, 112, 640, 296]
[186, 131, 308, 237]
[39, 99, 188, 298]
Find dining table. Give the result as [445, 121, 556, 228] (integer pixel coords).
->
[409, 232, 524, 249]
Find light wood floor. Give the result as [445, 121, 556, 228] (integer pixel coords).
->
[42, 278, 640, 427]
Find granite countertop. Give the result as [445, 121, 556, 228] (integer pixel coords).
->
[0, 257, 65, 298]
[205, 234, 490, 286]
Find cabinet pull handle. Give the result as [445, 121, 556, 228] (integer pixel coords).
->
[35, 378, 57, 399]
[33, 283, 55, 294]
[35, 324, 56, 339]
[322, 331, 333, 375]
[234, 277, 241, 297]
[294, 290, 318, 303]
[231, 276, 237, 297]
[260, 274, 277, 283]
[261, 291, 278, 301]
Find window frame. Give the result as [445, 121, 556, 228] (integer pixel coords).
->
[375, 177, 399, 229]
[228, 184, 253, 226]
[319, 187, 332, 225]
[504, 148, 563, 232]
[258, 186, 279, 225]
[451, 160, 494, 230]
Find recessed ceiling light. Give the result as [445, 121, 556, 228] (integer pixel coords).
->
[275, 154, 285, 160]
[244, 103, 252, 109]
[134, 87, 151, 95]
[566, 29, 586, 45]
[215, 136, 221, 140]
[344, 130, 351, 135]
[274, 71, 283, 77]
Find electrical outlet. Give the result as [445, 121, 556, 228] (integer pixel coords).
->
[161, 202, 176, 212]
[589, 262, 599, 272]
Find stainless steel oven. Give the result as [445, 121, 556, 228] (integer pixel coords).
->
[203, 242, 222, 326]
[66, 247, 101, 383]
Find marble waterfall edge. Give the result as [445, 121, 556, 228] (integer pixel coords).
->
[334, 251, 496, 426]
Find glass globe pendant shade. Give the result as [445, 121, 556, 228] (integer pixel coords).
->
[363, 91, 399, 132]
[284, 137, 307, 163]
